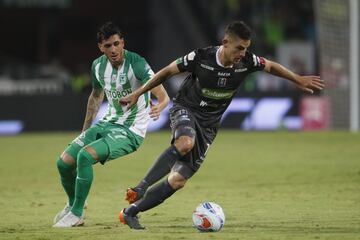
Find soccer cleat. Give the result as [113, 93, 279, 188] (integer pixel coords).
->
[53, 203, 71, 224]
[53, 201, 88, 224]
[52, 211, 84, 228]
[125, 187, 145, 204]
[119, 208, 145, 230]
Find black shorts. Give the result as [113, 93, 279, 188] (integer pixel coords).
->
[169, 104, 217, 178]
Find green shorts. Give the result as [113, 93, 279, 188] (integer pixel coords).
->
[65, 121, 144, 164]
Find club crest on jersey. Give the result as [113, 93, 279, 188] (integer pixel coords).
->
[118, 73, 127, 85]
[217, 78, 227, 87]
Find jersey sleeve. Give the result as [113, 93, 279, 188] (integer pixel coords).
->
[176, 49, 199, 73]
[132, 57, 155, 84]
[243, 51, 266, 72]
[91, 60, 102, 89]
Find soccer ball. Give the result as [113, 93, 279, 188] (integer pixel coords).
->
[192, 202, 225, 232]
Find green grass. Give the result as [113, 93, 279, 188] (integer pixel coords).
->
[0, 131, 359, 240]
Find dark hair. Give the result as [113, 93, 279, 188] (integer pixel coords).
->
[225, 21, 252, 40]
[97, 21, 123, 43]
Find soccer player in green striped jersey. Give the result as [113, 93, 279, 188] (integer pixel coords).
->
[53, 22, 169, 227]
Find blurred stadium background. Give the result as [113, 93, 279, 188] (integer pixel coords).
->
[0, 0, 358, 134]
[0, 1, 359, 239]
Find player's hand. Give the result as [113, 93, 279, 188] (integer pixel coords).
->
[119, 92, 139, 109]
[149, 100, 161, 120]
[295, 75, 325, 94]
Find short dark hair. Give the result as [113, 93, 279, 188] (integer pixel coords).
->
[97, 21, 123, 43]
[225, 21, 252, 40]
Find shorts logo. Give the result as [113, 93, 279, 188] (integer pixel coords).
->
[195, 143, 210, 165]
[74, 138, 84, 147]
[73, 132, 86, 147]
[195, 159, 203, 166]
[107, 128, 127, 140]
[199, 100, 208, 107]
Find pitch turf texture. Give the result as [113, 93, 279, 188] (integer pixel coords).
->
[0, 131, 359, 240]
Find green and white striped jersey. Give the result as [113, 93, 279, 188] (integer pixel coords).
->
[91, 50, 154, 137]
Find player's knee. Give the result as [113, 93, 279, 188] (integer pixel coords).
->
[174, 136, 195, 155]
[60, 152, 76, 166]
[56, 156, 76, 177]
[168, 172, 187, 189]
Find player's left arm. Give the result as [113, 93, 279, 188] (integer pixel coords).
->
[263, 59, 325, 94]
[149, 85, 170, 120]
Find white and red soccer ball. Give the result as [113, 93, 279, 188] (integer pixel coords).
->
[192, 202, 225, 232]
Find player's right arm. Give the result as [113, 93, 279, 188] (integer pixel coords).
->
[82, 59, 105, 132]
[82, 88, 104, 132]
[119, 61, 180, 108]
[120, 50, 198, 108]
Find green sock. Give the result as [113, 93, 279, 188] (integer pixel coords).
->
[71, 149, 96, 217]
[57, 158, 76, 206]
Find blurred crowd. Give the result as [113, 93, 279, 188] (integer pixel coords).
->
[0, 0, 316, 96]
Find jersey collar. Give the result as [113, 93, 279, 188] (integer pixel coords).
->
[216, 46, 233, 68]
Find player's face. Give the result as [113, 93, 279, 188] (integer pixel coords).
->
[98, 34, 125, 66]
[223, 35, 251, 64]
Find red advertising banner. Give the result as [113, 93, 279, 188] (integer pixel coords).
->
[301, 96, 330, 130]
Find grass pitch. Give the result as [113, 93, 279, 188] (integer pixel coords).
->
[0, 131, 359, 240]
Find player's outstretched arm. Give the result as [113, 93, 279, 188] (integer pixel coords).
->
[264, 59, 325, 94]
[149, 85, 170, 120]
[82, 88, 104, 131]
[120, 61, 180, 108]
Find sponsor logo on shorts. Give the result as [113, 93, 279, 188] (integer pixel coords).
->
[74, 138, 84, 147]
[199, 100, 208, 107]
[107, 128, 128, 140]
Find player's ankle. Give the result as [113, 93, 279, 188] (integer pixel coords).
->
[136, 179, 149, 191]
[124, 206, 139, 217]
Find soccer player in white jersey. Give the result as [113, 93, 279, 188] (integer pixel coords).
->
[52, 22, 169, 227]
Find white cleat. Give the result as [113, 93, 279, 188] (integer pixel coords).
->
[52, 211, 84, 228]
[53, 203, 71, 224]
[53, 202, 88, 224]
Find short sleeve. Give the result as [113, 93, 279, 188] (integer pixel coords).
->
[243, 51, 266, 72]
[176, 50, 198, 73]
[91, 60, 102, 89]
[132, 57, 155, 83]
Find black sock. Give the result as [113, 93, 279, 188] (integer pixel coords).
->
[125, 179, 177, 216]
[135, 145, 182, 190]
